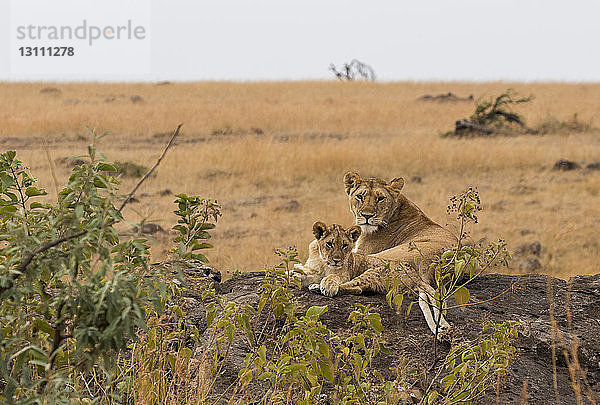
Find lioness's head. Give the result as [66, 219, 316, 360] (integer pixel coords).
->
[343, 171, 405, 234]
[312, 221, 361, 269]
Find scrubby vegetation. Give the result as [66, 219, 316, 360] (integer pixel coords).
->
[0, 132, 525, 403]
[0, 131, 173, 402]
[535, 113, 595, 135]
[444, 89, 537, 137]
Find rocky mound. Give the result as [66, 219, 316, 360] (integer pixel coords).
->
[180, 268, 600, 404]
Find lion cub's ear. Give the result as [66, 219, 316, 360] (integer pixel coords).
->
[389, 177, 405, 191]
[344, 171, 362, 195]
[312, 221, 328, 240]
[347, 226, 362, 243]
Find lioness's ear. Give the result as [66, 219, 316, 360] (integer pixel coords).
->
[344, 171, 362, 195]
[347, 226, 362, 243]
[389, 177, 405, 191]
[312, 221, 328, 240]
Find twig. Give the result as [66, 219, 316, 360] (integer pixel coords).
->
[9, 165, 28, 219]
[444, 282, 517, 311]
[118, 123, 182, 213]
[0, 124, 183, 296]
[42, 140, 60, 196]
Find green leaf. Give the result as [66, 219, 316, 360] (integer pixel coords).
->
[318, 341, 330, 358]
[33, 318, 55, 337]
[406, 301, 415, 317]
[258, 345, 266, 363]
[29, 202, 48, 209]
[206, 305, 217, 327]
[306, 305, 328, 319]
[75, 204, 84, 220]
[368, 313, 384, 333]
[95, 162, 117, 172]
[24, 186, 47, 197]
[454, 259, 465, 277]
[0, 205, 17, 215]
[319, 360, 334, 382]
[392, 293, 403, 310]
[386, 290, 393, 307]
[225, 325, 235, 343]
[454, 286, 470, 309]
[258, 371, 274, 380]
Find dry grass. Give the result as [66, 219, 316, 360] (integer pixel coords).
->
[1, 81, 599, 279]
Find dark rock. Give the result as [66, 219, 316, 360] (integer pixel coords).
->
[130, 223, 165, 235]
[130, 95, 143, 103]
[274, 200, 300, 212]
[56, 157, 86, 167]
[40, 87, 61, 95]
[515, 241, 542, 257]
[152, 259, 222, 333]
[586, 162, 600, 171]
[510, 184, 537, 194]
[190, 271, 600, 403]
[158, 189, 172, 196]
[410, 176, 422, 184]
[418, 92, 474, 103]
[232, 197, 267, 206]
[553, 159, 581, 171]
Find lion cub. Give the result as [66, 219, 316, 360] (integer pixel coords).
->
[294, 221, 450, 336]
[294, 221, 362, 297]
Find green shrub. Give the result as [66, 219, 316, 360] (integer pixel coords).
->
[171, 194, 221, 262]
[0, 130, 171, 403]
[470, 89, 532, 130]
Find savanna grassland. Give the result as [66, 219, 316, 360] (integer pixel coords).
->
[1, 81, 599, 279]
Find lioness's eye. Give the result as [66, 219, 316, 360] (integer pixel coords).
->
[326, 241, 333, 248]
[377, 196, 386, 203]
[356, 194, 363, 202]
[342, 243, 349, 250]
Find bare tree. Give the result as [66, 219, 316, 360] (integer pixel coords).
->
[329, 59, 376, 81]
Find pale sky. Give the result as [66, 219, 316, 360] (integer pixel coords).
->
[2, 0, 600, 82]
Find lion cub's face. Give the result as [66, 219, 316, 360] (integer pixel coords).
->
[343, 171, 405, 234]
[312, 221, 361, 269]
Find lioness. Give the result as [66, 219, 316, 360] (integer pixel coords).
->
[343, 171, 456, 257]
[294, 221, 450, 335]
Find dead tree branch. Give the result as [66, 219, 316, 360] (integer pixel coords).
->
[329, 59, 376, 81]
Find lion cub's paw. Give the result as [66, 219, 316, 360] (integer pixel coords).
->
[320, 276, 340, 297]
[293, 263, 306, 271]
[290, 263, 308, 282]
[291, 263, 306, 277]
[308, 283, 322, 294]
